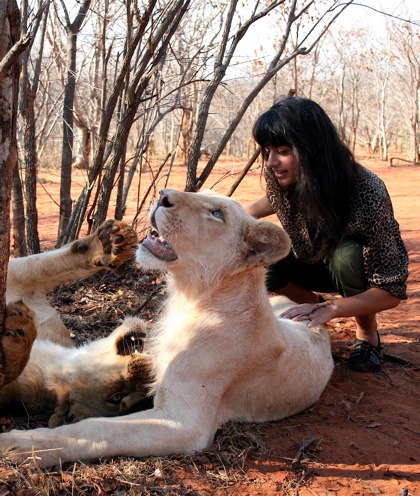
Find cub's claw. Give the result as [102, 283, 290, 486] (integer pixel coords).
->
[1, 301, 37, 385]
[71, 220, 138, 270]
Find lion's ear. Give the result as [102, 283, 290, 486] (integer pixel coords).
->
[243, 220, 291, 267]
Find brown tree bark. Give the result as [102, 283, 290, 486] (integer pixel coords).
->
[57, 0, 91, 246]
[18, 0, 49, 254]
[12, 165, 27, 257]
[0, 0, 21, 390]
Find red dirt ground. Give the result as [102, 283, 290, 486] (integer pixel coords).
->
[16, 156, 420, 495]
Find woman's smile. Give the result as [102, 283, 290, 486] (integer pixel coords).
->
[265, 146, 297, 186]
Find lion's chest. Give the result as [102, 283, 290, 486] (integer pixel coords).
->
[152, 305, 232, 380]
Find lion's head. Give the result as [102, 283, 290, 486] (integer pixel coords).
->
[137, 189, 291, 284]
[48, 317, 153, 427]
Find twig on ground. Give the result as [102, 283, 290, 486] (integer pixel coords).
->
[131, 282, 165, 315]
[383, 353, 418, 368]
[291, 437, 319, 468]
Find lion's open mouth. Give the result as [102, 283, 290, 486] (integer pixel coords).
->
[117, 331, 146, 356]
[141, 230, 178, 261]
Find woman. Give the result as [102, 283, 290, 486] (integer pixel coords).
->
[246, 96, 408, 373]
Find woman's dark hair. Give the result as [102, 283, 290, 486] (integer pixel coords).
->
[252, 96, 357, 256]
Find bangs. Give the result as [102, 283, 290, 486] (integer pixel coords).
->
[252, 110, 291, 149]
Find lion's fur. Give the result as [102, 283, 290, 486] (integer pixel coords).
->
[0, 190, 333, 467]
[0, 221, 152, 426]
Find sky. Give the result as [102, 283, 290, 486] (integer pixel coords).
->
[333, 0, 419, 31]
[230, 0, 419, 76]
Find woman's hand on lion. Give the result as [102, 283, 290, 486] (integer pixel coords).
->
[279, 301, 337, 328]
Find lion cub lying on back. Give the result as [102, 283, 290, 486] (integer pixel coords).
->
[1, 221, 152, 426]
[0, 190, 333, 467]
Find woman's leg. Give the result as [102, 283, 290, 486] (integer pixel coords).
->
[266, 251, 336, 303]
[324, 238, 379, 344]
[325, 239, 381, 372]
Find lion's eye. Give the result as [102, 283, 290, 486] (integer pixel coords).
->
[211, 209, 223, 219]
[107, 392, 126, 404]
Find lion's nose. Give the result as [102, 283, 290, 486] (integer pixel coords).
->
[158, 191, 173, 208]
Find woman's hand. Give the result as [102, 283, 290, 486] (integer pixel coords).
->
[279, 300, 337, 327]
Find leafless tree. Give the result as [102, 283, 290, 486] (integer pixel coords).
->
[56, 0, 91, 245]
[188, 0, 355, 191]
[0, 0, 22, 388]
[18, 0, 50, 254]
[390, 22, 420, 164]
[21, 0, 409, 250]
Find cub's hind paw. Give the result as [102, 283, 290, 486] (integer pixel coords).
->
[1, 301, 37, 384]
[127, 354, 154, 383]
[72, 220, 138, 270]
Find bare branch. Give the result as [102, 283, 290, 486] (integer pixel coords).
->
[0, 34, 31, 83]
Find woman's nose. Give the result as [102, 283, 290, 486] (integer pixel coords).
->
[266, 151, 276, 167]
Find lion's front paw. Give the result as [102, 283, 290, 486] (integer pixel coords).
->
[1, 301, 37, 385]
[0, 429, 61, 467]
[71, 220, 138, 270]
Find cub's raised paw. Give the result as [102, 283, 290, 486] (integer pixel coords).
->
[1, 301, 37, 385]
[127, 354, 154, 383]
[71, 220, 138, 270]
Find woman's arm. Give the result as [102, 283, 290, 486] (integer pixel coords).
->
[279, 287, 401, 328]
[245, 195, 275, 219]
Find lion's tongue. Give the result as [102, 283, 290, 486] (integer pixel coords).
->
[142, 234, 178, 261]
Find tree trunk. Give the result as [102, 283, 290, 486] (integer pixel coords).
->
[412, 75, 420, 165]
[57, 0, 91, 246]
[0, 0, 21, 390]
[21, 88, 41, 253]
[12, 165, 27, 257]
[19, 0, 49, 254]
[114, 148, 126, 220]
[72, 117, 91, 170]
[57, 30, 78, 245]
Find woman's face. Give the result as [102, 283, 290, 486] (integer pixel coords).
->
[265, 146, 297, 187]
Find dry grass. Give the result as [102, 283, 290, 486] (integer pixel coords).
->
[1, 419, 273, 495]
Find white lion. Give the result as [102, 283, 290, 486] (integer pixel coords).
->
[0, 190, 333, 467]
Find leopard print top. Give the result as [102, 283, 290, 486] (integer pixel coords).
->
[265, 164, 409, 299]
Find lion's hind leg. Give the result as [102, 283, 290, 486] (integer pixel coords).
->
[1, 301, 37, 385]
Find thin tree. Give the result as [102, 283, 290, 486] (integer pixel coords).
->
[0, 0, 22, 390]
[60, 0, 161, 244]
[91, 0, 192, 231]
[56, 0, 91, 246]
[18, 0, 50, 254]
